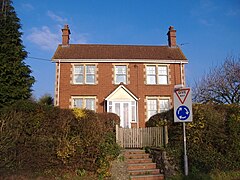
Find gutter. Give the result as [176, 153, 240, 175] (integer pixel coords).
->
[51, 58, 188, 64]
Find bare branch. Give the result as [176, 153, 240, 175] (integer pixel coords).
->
[193, 55, 240, 104]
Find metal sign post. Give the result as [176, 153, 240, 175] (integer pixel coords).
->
[174, 85, 192, 176]
[183, 122, 188, 176]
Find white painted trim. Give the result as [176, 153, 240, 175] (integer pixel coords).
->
[52, 58, 188, 64]
[105, 84, 139, 101]
[57, 60, 60, 106]
[180, 62, 185, 87]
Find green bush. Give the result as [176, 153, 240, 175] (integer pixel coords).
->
[0, 100, 75, 171]
[146, 104, 240, 175]
[146, 109, 173, 127]
[0, 100, 121, 177]
[96, 132, 121, 178]
[97, 112, 120, 132]
[68, 110, 121, 176]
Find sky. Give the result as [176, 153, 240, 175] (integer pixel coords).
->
[13, 0, 240, 99]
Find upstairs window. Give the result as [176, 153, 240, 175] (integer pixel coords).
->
[158, 66, 168, 84]
[115, 65, 127, 84]
[73, 64, 96, 84]
[146, 66, 157, 84]
[146, 65, 168, 85]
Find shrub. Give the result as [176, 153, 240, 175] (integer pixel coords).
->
[146, 109, 173, 127]
[146, 104, 240, 175]
[0, 100, 76, 172]
[0, 101, 121, 177]
[97, 112, 120, 132]
[96, 132, 121, 178]
[72, 108, 86, 119]
[186, 104, 240, 173]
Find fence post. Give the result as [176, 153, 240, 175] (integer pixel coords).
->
[116, 124, 119, 144]
[164, 125, 168, 147]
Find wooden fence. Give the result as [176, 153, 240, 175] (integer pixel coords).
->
[116, 125, 168, 148]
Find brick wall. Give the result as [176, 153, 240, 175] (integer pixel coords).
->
[56, 62, 183, 127]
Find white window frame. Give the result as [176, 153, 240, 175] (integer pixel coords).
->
[146, 65, 168, 85]
[73, 64, 96, 84]
[147, 99, 158, 119]
[146, 97, 170, 120]
[159, 99, 170, 113]
[158, 66, 168, 84]
[146, 66, 157, 84]
[71, 96, 96, 111]
[114, 65, 127, 84]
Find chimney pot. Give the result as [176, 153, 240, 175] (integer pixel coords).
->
[62, 24, 71, 46]
[167, 26, 177, 47]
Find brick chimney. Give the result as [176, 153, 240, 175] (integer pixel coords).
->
[62, 24, 71, 46]
[167, 26, 176, 47]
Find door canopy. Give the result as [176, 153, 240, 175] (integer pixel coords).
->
[105, 84, 138, 101]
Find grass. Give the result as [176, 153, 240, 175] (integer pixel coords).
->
[210, 170, 240, 180]
[118, 154, 125, 162]
[166, 170, 240, 180]
[0, 168, 98, 180]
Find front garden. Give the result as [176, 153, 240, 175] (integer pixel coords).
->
[1, 100, 240, 179]
[0, 100, 121, 179]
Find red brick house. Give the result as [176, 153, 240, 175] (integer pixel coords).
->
[52, 25, 187, 128]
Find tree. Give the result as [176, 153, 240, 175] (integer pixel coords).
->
[38, 94, 54, 106]
[0, 0, 35, 107]
[193, 55, 240, 104]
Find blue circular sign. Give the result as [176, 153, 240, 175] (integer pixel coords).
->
[176, 105, 190, 120]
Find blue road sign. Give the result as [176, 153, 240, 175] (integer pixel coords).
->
[176, 105, 190, 120]
[174, 87, 192, 122]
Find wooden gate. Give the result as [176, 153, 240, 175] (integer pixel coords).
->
[116, 125, 168, 148]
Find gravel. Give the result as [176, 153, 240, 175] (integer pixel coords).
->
[108, 151, 130, 180]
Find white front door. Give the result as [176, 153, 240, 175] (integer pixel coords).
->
[112, 101, 131, 128]
[107, 100, 137, 128]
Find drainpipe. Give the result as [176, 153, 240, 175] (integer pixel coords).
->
[136, 101, 139, 128]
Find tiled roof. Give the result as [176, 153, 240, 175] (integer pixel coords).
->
[52, 44, 187, 61]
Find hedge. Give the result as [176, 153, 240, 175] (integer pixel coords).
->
[146, 104, 240, 174]
[0, 100, 121, 178]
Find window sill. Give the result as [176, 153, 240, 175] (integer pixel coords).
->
[145, 84, 169, 86]
[114, 83, 128, 85]
[72, 83, 97, 85]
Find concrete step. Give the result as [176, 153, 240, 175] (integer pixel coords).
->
[127, 158, 153, 164]
[124, 149, 164, 180]
[130, 174, 164, 180]
[129, 169, 160, 176]
[125, 149, 146, 155]
[125, 153, 150, 159]
[128, 163, 156, 171]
